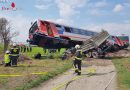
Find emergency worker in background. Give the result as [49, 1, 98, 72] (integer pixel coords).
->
[4, 50, 11, 67]
[10, 44, 20, 66]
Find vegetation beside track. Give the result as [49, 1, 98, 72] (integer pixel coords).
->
[0, 46, 72, 90]
[24, 46, 65, 59]
[0, 44, 3, 53]
[112, 57, 130, 90]
[0, 58, 72, 90]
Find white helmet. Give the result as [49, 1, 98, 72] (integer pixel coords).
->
[75, 44, 80, 49]
[5, 50, 10, 54]
[13, 43, 16, 47]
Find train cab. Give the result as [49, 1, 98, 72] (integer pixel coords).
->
[28, 20, 97, 48]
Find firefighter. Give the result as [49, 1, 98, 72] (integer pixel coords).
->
[73, 44, 83, 75]
[10, 44, 20, 66]
[4, 50, 11, 67]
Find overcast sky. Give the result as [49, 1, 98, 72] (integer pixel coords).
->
[0, 0, 130, 42]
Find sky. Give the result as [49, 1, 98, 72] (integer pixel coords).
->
[0, 0, 130, 42]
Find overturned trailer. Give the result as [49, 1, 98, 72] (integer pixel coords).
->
[62, 31, 129, 59]
[81, 31, 129, 58]
[81, 30, 110, 58]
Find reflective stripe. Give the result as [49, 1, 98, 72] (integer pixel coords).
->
[75, 57, 82, 60]
[11, 48, 19, 49]
[10, 54, 19, 56]
[10, 48, 19, 54]
[74, 68, 78, 70]
[78, 70, 81, 72]
[75, 49, 83, 60]
[77, 50, 83, 53]
[77, 50, 82, 52]
[73, 64, 78, 70]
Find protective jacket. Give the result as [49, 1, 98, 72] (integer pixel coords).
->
[10, 47, 19, 56]
[75, 49, 83, 60]
[73, 48, 83, 75]
[4, 54, 10, 63]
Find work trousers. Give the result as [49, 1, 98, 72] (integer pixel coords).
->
[5, 62, 11, 67]
[73, 59, 81, 75]
[10, 56, 18, 66]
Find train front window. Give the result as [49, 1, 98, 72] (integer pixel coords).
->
[29, 22, 38, 33]
[56, 24, 61, 31]
[65, 27, 71, 33]
[56, 24, 63, 34]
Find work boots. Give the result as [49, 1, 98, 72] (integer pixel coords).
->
[75, 70, 78, 73]
[77, 72, 81, 75]
[75, 70, 81, 75]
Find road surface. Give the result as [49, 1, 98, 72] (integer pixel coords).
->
[31, 59, 117, 90]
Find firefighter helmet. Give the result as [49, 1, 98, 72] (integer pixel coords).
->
[13, 43, 16, 47]
[75, 44, 80, 49]
[5, 50, 10, 54]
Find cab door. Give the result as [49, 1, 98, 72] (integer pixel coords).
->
[45, 22, 54, 37]
[39, 21, 48, 35]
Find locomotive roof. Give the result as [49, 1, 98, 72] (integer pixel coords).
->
[40, 20, 98, 33]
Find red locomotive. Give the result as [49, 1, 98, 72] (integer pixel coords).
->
[28, 20, 97, 48]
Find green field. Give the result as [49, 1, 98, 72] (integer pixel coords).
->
[112, 58, 130, 90]
[24, 46, 66, 59]
[0, 46, 72, 90]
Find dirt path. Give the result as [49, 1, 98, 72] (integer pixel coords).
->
[31, 59, 117, 90]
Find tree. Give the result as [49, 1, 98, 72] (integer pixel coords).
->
[0, 18, 18, 52]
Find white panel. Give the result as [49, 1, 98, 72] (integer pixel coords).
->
[63, 32, 91, 41]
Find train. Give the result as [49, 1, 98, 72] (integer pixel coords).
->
[28, 20, 129, 58]
[106, 35, 129, 52]
[28, 20, 97, 48]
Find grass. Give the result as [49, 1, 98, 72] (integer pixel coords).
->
[15, 60, 72, 90]
[112, 57, 130, 90]
[24, 47, 44, 58]
[0, 59, 72, 90]
[0, 46, 72, 90]
[24, 46, 65, 59]
[0, 43, 3, 53]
